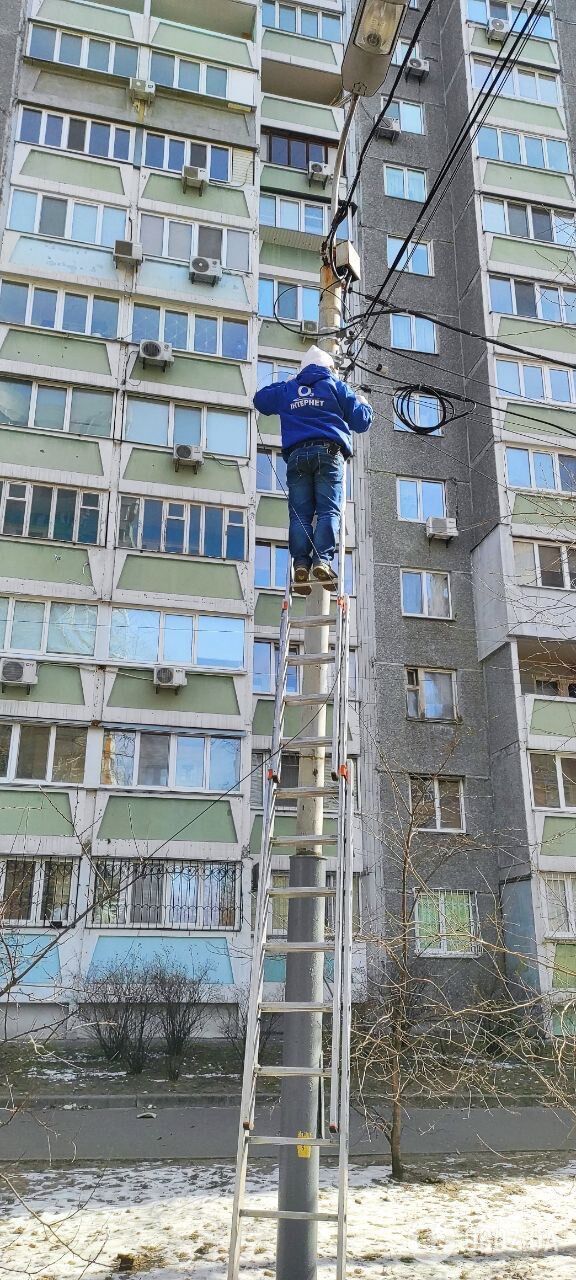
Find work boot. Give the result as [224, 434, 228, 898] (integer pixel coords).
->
[293, 563, 311, 596]
[312, 561, 337, 591]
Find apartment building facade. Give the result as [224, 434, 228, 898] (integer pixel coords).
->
[357, 0, 576, 1029]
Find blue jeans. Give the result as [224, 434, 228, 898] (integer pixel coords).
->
[286, 442, 344, 568]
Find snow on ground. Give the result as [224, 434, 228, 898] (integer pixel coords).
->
[0, 1158, 575, 1279]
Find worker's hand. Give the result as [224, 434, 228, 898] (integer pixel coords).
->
[357, 392, 370, 406]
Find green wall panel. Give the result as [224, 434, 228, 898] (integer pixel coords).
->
[256, 495, 288, 529]
[255, 592, 305, 625]
[253, 698, 332, 737]
[98, 795, 237, 841]
[37, 0, 134, 35]
[512, 491, 576, 526]
[142, 173, 249, 218]
[21, 150, 125, 195]
[0, 429, 103, 476]
[123, 450, 244, 493]
[259, 242, 319, 272]
[0, 790, 73, 836]
[118, 555, 243, 599]
[504, 404, 576, 438]
[262, 96, 339, 132]
[471, 30, 558, 68]
[257, 412, 281, 438]
[152, 21, 251, 67]
[551, 1007, 576, 1035]
[140, 353, 246, 395]
[108, 670, 240, 713]
[487, 99, 563, 131]
[0, 663, 84, 706]
[0, 540, 93, 586]
[541, 816, 576, 857]
[490, 237, 576, 276]
[552, 943, 576, 989]
[260, 164, 330, 200]
[262, 30, 337, 65]
[483, 161, 573, 201]
[259, 320, 305, 352]
[497, 317, 576, 356]
[531, 699, 576, 737]
[250, 812, 336, 855]
[0, 330, 111, 375]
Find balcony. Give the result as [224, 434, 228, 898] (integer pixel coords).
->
[261, 31, 342, 104]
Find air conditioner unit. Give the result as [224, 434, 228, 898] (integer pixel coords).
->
[487, 17, 510, 41]
[138, 339, 174, 369]
[189, 255, 222, 286]
[173, 443, 204, 472]
[299, 319, 318, 339]
[376, 116, 401, 141]
[405, 55, 429, 80]
[426, 516, 458, 542]
[129, 78, 156, 105]
[308, 161, 333, 187]
[182, 165, 209, 194]
[153, 665, 188, 691]
[0, 658, 38, 689]
[113, 239, 143, 268]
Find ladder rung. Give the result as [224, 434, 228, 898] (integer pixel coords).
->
[270, 833, 337, 847]
[285, 693, 331, 706]
[289, 614, 337, 628]
[249, 1135, 335, 1148]
[268, 886, 336, 898]
[260, 1001, 332, 1013]
[256, 1065, 331, 1078]
[281, 735, 331, 748]
[289, 653, 335, 666]
[239, 1208, 338, 1222]
[264, 940, 335, 954]
[275, 785, 338, 800]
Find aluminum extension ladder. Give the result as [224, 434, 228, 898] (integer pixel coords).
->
[228, 497, 354, 1280]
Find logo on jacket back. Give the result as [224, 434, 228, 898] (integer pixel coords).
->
[291, 384, 325, 409]
[297, 385, 312, 397]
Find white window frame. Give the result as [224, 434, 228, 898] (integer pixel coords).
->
[495, 358, 576, 406]
[414, 888, 480, 956]
[0, 597, 98, 657]
[0, 723, 87, 785]
[505, 445, 576, 494]
[100, 730, 241, 793]
[386, 99, 425, 133]
[0, 280, 119, 339]
[257, 358, 299, 388]
[0, 481, 103, 545]
[529, 752, 576, 811]
[107, 606, 245, 671]
[253, 640, 301, 695]
[489, 274, 576, 326]
[397, 476, 446, 522]
[259, 193, 340, 237]
[138, 213, 249, 273]
[387, 235, 433, 275]
[0, 856, 78, 927]
[255, 540, 290, 589]
[89, 857, 240, 930]
[142, 130, 231, 182]
[391, 37, 421, 64]
[409, 775, 465, 832]
[477, 124, 569, 173]
[400, 568, 452, 618]
[405, 667, 457, 721]
[544, 873, 576, 938]
[123, 396, 249, 456]
[255, 540, 354, 593]
[131, 302, 248, 360]
[258, 277, 320, 323]
[384, 164, 427, 201]
[390, 312, 437, 352]
[17, 105, 134, 162]
[472, 58, 561, 106]
[467, 1, 554, 40]
[8, 189, 127, 247]
[261, 3, 342, 42]
[481, 197, 575, 247]
[513, 540, 576, 592]
[0, 376, 115, 437]
[27, 23, 139, 78]
[148, 49, 228, 98]
[118, 496, 245, 560]
[256, 446, 287, 494]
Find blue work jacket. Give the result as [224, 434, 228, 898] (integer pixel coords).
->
[253, 363, 373, 460]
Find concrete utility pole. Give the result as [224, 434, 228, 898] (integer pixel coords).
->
[276, 6, 407, 1277]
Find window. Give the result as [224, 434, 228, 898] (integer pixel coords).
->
[257, 359, 298, 388]
[255, 541, 353, 593]
[258, 278, 320, 323]
[391, 38, 420, 64]
[472, 59, 560, 105]
[18, 107, 132, 162]
[118, 497, 245, 560]
[0, 598, 97, 656]
[256, 448, 288, 494]
[108, 607, 244, 669]
[530, 753, 576, 810]
[0, 857, 76, 926]
[124, 397, 248, 455]
[415, 889, 479, 955]
[387, 236, 432, 275]
[262, 4, 342, 40]
[545, 874, 576, 937]
[131, 304, 248, 360]
[401, 569, 451, 618]
[9, 189, 126, 247]
[259, 194, 348, 239]
[0, 378, 113, 438]
[139, 214, 250, 272]
[384, 165, 427, 201]
[513, 541, 576, 591]
[410, 775, 464, 831]
[260, 869, 360, 937]
[0, 482, 102, 545]
[406, 668, 456, 720]
[261, 129, 336, 171]
[477, 125, 569, 173]
[467, 1, 553, 38]
[142, 131, 230, 182]
[253, 643, 299, 695]
[482, 198, 575, 247]
[28, 24, 138, 77]
[390, 313, 436, 352]
[393, 391, 442, 433]
[495, 359, 576, 406]
[489, 275, 576, 326]
[149, 50, 227, 97]
[387, 100, 425, 134]
[506, 447, 576, 494]
[90, 858, 239, 929]
[0, 724, 87, 784]
[0, 281, 118, 339]
[250, 750, 304, 809]
[397, 477, 445, 522]
[101, 731, 240, 792]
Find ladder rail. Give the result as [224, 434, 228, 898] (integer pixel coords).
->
[328, 597, 351, 1133]
[331, 464, 348, 776]
[336, 761, 354, 1280]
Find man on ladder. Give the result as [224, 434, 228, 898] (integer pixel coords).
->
[254, 346, 373, 593]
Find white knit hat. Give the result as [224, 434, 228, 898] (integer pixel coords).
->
[298, 344, 335, 373]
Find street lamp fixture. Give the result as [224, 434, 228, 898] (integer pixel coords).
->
[342, 0, 407, 95]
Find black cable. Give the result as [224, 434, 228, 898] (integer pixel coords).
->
[364, 306, 576, 374]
